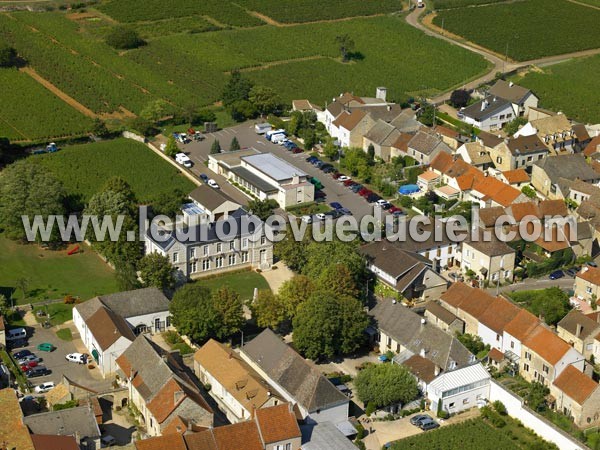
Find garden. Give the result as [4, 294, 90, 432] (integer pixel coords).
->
[198, 269, 270, 302]
[432, 0, 600, 61]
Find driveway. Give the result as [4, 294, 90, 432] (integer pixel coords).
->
[16, 321, 112, 392]
[176, 122, 381, 220]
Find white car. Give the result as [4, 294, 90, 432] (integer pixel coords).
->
[301, 215, 312, 224]
[376, 199, 390, 207]
[207, 179, 219, 189]
[338, 175, 351, 182]
[65, 353, 87, 364]
[315, 213, 327, 221]
[175, 152, 193, 168]
[34, 382, 55, 394]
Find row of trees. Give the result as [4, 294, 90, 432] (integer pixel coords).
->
[222, 71, 281, 122]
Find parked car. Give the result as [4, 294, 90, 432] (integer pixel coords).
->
[338, 208, 352, 216]
[549, 270, 565, 280]
[350, 184, 363, 193]
[175, 152, 193, 168]
[325, 210, 343, 219]
[66, 353, 87, 364]
[292, 147, 304, 154]
[315, 160, 325, 169]
[36, 343, 55, 352]
[26, 366, 51, 378]
[306, 156, 318, 163]
[18, 355, 41, 365]
[358, 188, 372, 197]
[565, 268, 578, 277]
[367, 193, 381, 203]
[301, 215, 312, 224]
[207, 179, 219, 189]
[311, 158, 321, 166]
[199, 173, 209, 183]
[420, 420, 440, 431]
[315, 213, 327, 221]
[343, 179, 355, 187]
[13, 349, 32, 360]
[34, 382, 55, 394]
[338, 175, 351, 182]
[320, 164, 333, 172]
[376, 199, 391, 209]
[330, 202, 343, 210]
[8, 339, 28, 349]
[332, 172, 342, 179]
[21, 361, 38, 371]
[314, 190, 326, 200]
[410, 414, 432, 426]
[587, 261, 598, 267]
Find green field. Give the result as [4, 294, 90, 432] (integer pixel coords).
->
[513, 55, 600, 123]
[0, 235, 118, 303]
[432, 0, 600, 61]
[98, 0, 263, 27]
[429, 0, 508, 9]
[390, 418, 552, 449]
[237, 0, 403, 23]
[0, 69, 94, 141]
[198, 270, 270, 301]
[31, 138, 195, 203]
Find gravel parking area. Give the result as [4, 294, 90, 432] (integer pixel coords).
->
[175, 122, 393, 220]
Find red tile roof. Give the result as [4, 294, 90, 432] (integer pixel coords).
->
[430, 152, 454, 173]
[472, 176, 522, 207]
[135, 433, 187, 450]
[478, 297, 520, 334]
[553, 365, 598, 404]
[504, 309, 540, 342]
[254, 404, 301, 444]
[577, 266, 600, 286]
[488, 348, 504, 362]
[31, 435, 79, 450]
[502, 169, 530, 184]
[212, 420, 264, 450]
[523, 324, 572, 365]
[440, 283, 495, 319]
[584, 136, 600, 157]
[332, 109, 367, 131]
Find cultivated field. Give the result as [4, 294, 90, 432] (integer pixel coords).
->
[237, 0, 403, 23]
[32, 138, 195, 203]
[429, 0, 508, 9]
[513, 55, 600, 124]
[432, 0, 600, 61]
[0, 69, 93, 141]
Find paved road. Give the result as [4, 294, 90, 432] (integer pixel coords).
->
[405, 3, 600, 104]
[486, 277, 574, 295]
[177, 122, 382, 220]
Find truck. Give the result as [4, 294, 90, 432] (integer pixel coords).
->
[255, 123, 272, 135]
[266, 129, 286, 141]
[46, 142, 58, 152]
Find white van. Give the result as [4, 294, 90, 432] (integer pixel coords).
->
[6, 327, 27, 341]
[271, 133, 287, 144]
[175, 152, 193, 168]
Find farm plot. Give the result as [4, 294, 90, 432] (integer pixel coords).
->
[513, 55, 600, 124]
[432, 0, 600, 61]
[237, 0, 403, 23]
[128, 16, 489, 105]
[98, 0, 263, 27]
[428, 0, 509, 9]
[33, 138, 195, 203]
[0, 69, 94, 141]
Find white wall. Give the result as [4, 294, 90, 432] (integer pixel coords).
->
[430, 382, 490, 415]
[489, 380, 586, 450]
[478, 322, 503, 351]
[126, 311, 171, 334]
[554, 348, 585, 381]
[501, 331, 522, 359]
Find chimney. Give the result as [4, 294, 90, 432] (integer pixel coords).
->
[420, 348, 426, 358]
[174, 389, 185, 405]
[421, 318, 426, 325]
[597, 313, 600, 324]
[387, 105, 392, 111]
[434, 366, 440, 376]
[509, 81, 514, 87]
[576, 324, 583, 338]
[376, 87, 387, 101]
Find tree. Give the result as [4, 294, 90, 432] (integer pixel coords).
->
[138, 252, 175, 291]
[0, 161, 66, 242]
[318, 264, 359, 299]
[247, 198, 278, 221]
[91, 118, 109, 137]
[335, 34, 355, 62]
[230, 136, 240, 151]
[249, 85, 280, 117]
[342, 147, 369, 176]
[106, 26, 145, 49]
[0, 43, 18, 67]
[292, 292, 368, 360]
[300, 128, 316, 150]
[103, 177, 137, 207]
[114, 259, 140, 291]
[210, 139, 221, 154]
[322, 138, 339, 161]
[528, 287, 569, 326]
[252, 290, 286, 329]
[0, 294, 8, 316]
[503, 116, 528, 136]
[367, 144, 375, 161]
[457, 333, 487, 355]
[170, 284, 243, 343]
[274, 225, 311, 272]
[355, 363, 418, 408]
[229, 100, 257, 121]
[140, 99, 172, 123]
[278, 275, 315, 319]
[521, 185, 537, 199]
[129, 117, 157, 136]
[303, 240, 367, 287]
[419, 104, 436, 127]
[525, 382, 549, 412]
[222, 70, 253, 108]
[450, 89, 471, 108]
[213, 287, 244, 340]
[161, 135, 178, 157]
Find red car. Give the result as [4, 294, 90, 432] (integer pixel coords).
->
[343, 179, 355, 187]
[359, 188, 372, 197]
[332, 172, 342, 179]
[21, 361, 38, 372]
[389, 206, 402, 214]
[292, 147, 304, 154]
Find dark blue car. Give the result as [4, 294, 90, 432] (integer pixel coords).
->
[329, 202, 343, 210]
[549, 270, 564, 280]
[306, 156, 318, 163]
[199, 173, 209, 183]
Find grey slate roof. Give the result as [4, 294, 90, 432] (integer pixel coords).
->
[533, 154, 599, 184]
[241, 329, 348, 413]
[24, 406, 100, 440]
[557, 310, 600, 340]
[505, 134, 548, 155]
[189, 185, 237, 211]
[242, 153, 307, 182]
[301, 422, 357, 450]
[489, 80, 532, 104]
[363, 120, 400, 146]
[389, 111, 422, 133]
[359, 242, 431, 280]
[370, 300, 474, 371]
[425, 301, 460, 325]
[461, 95, 512, 122]
[408, 131, 452, 156]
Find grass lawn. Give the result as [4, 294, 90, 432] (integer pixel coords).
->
[33, 138, 195, 205]
[433, 0, 600, 61]
[512, 55, 600, 124]
[198, 269, 270, 301]
[0, 235, 119, 304]
[33, 303, 75, 326]
[55, 327, 73, 341]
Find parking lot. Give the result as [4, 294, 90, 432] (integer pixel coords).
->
[9, 322, 111, 393]
[173, 122, 393, 220]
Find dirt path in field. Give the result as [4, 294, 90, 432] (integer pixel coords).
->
[405, 2, 600, 104]
[567, 0, 600, 9]
[227, 55, 329, 73]
[247, 10, 391, 27]
[0, 114, 28, 140]
[20, 66, 98, 119]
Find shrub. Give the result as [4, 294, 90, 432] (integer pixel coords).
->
[493, 400, 507, 416]
[106, 27, 146, 49]
[365, 401, 376, 417]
